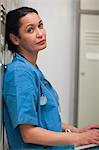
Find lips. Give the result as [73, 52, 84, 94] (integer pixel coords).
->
[37, 40, 46, 45]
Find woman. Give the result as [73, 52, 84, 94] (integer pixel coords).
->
[3, 7, 99, 149]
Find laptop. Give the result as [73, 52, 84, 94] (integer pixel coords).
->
[75, 144, 98, 150]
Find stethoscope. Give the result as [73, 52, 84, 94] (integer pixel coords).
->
[40, 79, 48, 106]
[40, 78, 61, 112]
[39, 78, 54, 106]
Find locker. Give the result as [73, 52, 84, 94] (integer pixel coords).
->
[77, 0, 99, 127]
[0, 0, 6, 149]
[0, 1, 24, 149]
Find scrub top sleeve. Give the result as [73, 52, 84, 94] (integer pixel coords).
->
[5, 69, 39, 129]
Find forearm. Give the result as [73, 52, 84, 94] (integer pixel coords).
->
[20, 125, 79, 146]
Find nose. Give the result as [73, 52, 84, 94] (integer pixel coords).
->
[36, 28, 43, 38]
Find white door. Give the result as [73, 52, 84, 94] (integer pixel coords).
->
[77, 14, 99, 127]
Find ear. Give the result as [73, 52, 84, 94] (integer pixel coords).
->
[9, 33, 20, 46]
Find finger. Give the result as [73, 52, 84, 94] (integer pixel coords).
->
[91, 129, 99, 134]
[91, 139, 99, 145]
[89, 124, 99, 129]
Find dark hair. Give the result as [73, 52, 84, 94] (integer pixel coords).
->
[6, 7, 38, 53]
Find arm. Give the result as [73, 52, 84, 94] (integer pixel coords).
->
[20, 124, 99, 146]
[20, 124, 78, 146]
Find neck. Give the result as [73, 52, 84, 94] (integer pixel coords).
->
[18, 51, 38, 65]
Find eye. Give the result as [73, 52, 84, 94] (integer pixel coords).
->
[38, 22, 44, 29]
[27, 27, 34, 33]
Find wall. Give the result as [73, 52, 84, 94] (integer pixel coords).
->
[6, 0, 19, 12]
[6, 0, 77, 124]
[18, 0, 77, 124]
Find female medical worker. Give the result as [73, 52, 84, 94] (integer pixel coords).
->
[3, 7, 99, 150]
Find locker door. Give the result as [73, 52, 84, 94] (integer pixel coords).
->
[77, 14, 99, 127]
[0, 0, 6, 149]
[0, 65, 3, 149]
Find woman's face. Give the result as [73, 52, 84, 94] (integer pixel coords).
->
[16, 12, 46, 53]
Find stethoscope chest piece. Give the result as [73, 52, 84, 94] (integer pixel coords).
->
[40, 95, 47, 106]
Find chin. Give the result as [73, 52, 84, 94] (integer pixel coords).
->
[38, 44, 47, 51]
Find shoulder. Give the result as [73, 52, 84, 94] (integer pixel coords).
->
[4, 58, 40, 86]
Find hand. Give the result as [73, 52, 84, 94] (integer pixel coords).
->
[78, 124, 99, 133]
[76, 129, 99, 146]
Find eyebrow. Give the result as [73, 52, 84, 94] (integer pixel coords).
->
[27, 20, 43, 28]
[39, 20, 43, 24]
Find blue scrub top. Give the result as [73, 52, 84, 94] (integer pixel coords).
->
[3, 53, 74, 150]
